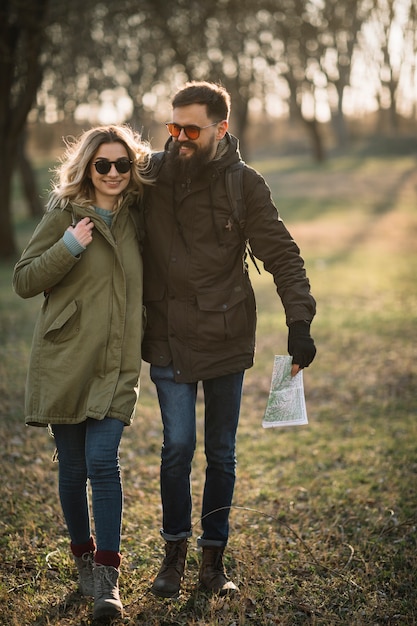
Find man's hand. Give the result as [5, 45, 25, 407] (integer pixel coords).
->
[288, 320, 316, 376]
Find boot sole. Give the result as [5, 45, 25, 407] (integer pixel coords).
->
[93, 605, 123, 619]
[198, 582, 239, 596]
[150, 586, 180, 599]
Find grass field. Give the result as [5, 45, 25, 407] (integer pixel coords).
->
[1, 149, 417, 625]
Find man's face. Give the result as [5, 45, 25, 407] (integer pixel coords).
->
[168, 104, 228, 178]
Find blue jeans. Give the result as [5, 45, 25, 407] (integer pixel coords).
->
[52, 417, 124, 553]
[150, 364, 244, 547]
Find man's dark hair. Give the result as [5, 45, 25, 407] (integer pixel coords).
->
[172, 81, 231, 122]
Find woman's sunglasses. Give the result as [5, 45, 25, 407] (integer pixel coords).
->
[93, 158, 132, 175]
[165, 121, 219, 140]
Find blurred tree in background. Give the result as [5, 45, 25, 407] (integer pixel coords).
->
[1, 0, 416, 258]
[1, 0, 48, 257]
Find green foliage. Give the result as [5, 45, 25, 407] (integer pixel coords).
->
[1, 153, 417, 624]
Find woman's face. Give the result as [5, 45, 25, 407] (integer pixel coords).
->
[89, 141, 131, 210]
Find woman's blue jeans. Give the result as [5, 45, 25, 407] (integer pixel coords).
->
[52, 417, 124, 553]
[150, 364, 244, 547]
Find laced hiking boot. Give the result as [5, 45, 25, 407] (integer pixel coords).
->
[93, 564, 123, 620]
[199, 547, 238, 596]
[150, 538, 188, 598]
[73, 552, 94, 597]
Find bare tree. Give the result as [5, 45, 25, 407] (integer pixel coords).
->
[0, 0, 124, 258]
[0, 0, 49, 258]
[368, 0, 417, 131]
[258, 1, 329, 160]
[319, 0, 373, 148]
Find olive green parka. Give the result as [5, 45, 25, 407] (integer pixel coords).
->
[13, 199, 144, 427]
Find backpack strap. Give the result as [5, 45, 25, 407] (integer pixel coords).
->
[226, 161, 246, 229]
[225, 161, 261, 274]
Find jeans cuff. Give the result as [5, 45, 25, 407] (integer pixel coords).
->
[160, 529, 192, 542]
[197, 536, 227, 549]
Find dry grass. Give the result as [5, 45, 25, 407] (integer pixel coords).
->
[1, 150, 417, 625]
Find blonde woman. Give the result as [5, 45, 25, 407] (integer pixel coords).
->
[13, 125, 151, 620]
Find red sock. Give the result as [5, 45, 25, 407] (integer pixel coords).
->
[95, 550, 122, 569]
[70, 536, 96, 557]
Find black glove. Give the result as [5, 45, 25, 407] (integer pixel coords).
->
[288, 320, 316, 369]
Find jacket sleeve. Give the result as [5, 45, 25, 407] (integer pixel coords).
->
[243, 167, 316, 326]
[12, 209, 80, 299]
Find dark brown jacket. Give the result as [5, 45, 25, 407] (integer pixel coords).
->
[142, 134, 316, 383]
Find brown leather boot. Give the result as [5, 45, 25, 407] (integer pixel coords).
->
[199, 547, 238, 595]
[150, 538, 188, 598]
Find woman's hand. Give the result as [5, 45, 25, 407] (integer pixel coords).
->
[67, 217, 94, 247]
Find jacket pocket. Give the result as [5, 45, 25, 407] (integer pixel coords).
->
[196, 286, 249, 345]
[43, 300, 80, 343]
[143, 283, 167, 338]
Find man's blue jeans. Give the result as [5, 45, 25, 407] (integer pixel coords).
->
[52, 417, 124, 552]
[150, 364, 244, 547]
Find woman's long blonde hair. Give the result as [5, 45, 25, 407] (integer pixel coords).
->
[46, 124, 152, 212]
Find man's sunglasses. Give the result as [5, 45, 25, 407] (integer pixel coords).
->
[165, 121, 219, 140]
[93, 158, 132, 175]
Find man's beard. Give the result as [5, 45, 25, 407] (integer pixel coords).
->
[167, 137, 215, 179]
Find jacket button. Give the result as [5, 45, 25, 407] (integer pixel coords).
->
[176, 370, 181, 375]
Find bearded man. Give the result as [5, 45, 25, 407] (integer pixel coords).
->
[141, 81, 316, 598]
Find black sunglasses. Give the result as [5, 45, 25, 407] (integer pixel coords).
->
[165, 121, 219, 140]
[93, 158, 132, 175]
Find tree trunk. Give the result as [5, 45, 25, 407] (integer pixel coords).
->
[302, 118, 325, 163]
[283, 73, 326, 162]
[232, 96, 249, 160]
[331, 83, 349, 149]
[0, 146, 18, 259]
[17, 130, 43, 218]
[0, 0, 50, 259]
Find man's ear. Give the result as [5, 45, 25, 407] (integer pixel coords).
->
[216, 120, 229, 140]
